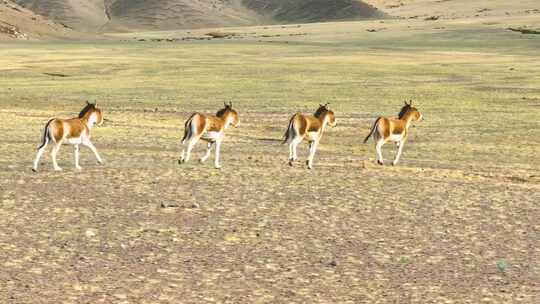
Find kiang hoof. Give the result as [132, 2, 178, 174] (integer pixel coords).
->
[377, 160, 384, 166]
[288, 160, 293, 167]
[31, 168, 38, 173]
[178, 159, 184, 165]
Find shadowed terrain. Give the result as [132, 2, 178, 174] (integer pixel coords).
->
[14, 0, 384, 32]
[242, 0, 384, 23]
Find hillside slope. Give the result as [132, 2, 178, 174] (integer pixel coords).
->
[0, 0, 73, 40]
[243, 0, 384, 23]
[14, 0, 385, 32]
[104, 0, 259, 31]
[13, 0, 110, 31]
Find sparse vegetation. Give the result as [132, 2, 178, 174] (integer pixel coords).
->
[205, 31, 235, 38]
[399, 255, 411, 265]
[508, 27, 540, 34]
[497, 260, 509, 274]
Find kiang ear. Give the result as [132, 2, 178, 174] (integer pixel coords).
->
[229, 101, 233, 108]
[409, 100, 413, 106]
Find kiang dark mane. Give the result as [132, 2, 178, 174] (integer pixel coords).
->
[79, 102, 96, 118]
[216, 102, 233, 118]
[314, 104, 330, 118]
[216, 107, 228, 118]
[398, 101, 414, 119]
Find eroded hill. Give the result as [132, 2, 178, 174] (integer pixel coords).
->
[103, 0, 260, 31]
[0, 0, 73, 40]
[243, 0, 384, 23]
[14, 0, 385, 32]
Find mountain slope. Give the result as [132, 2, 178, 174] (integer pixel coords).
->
[104, 0, 260, 31]
[13, 0, 110, 31]
[0, 0, 73, 40]
[242, 0, 384, 23]
[14, 0, 385, 32]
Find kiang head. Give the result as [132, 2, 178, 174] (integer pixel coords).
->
[80, 101, 104, 126]
[399, 100, 423, 122]
[314, 103, 336, 127]
[217, 101, 240, 128]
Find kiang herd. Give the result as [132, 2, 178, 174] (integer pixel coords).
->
[32, 101, 423, 172]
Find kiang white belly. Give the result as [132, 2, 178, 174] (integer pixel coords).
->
[307, 131, 319, 141]
[389, 134, 403, 142]
[203, 131, 222, 141]
[66, 136, 83, 145]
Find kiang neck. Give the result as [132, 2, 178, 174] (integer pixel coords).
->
[221, 112, 231, 128]
[402, 112, 415, 128]
[82, 111, 97, 129]
[318, 112, 329, 128]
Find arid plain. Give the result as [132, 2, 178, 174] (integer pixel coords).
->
[1, 2, 540, 303]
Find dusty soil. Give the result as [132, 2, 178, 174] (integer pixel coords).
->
[1, 108, 538, 303]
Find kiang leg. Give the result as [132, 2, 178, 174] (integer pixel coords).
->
[51, 142, 62, 171]
[393, 140, 405, 166]
[184, 138, 198, 163]
[74, 144, 82, 170]
[214, 139, 222, 169]
[83, 139, 103, 164]
[180, 119, 205, 164]
[180, 135, 199, 164]
[33, 144, 48, 172]
[288, 141, 294, 165]
[290, 137, 302, 164]
[306, 140, 319, 170]
[376, 139, 384, 166]
[200, 142, 213, 163]
[179, 148, 186, 163]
